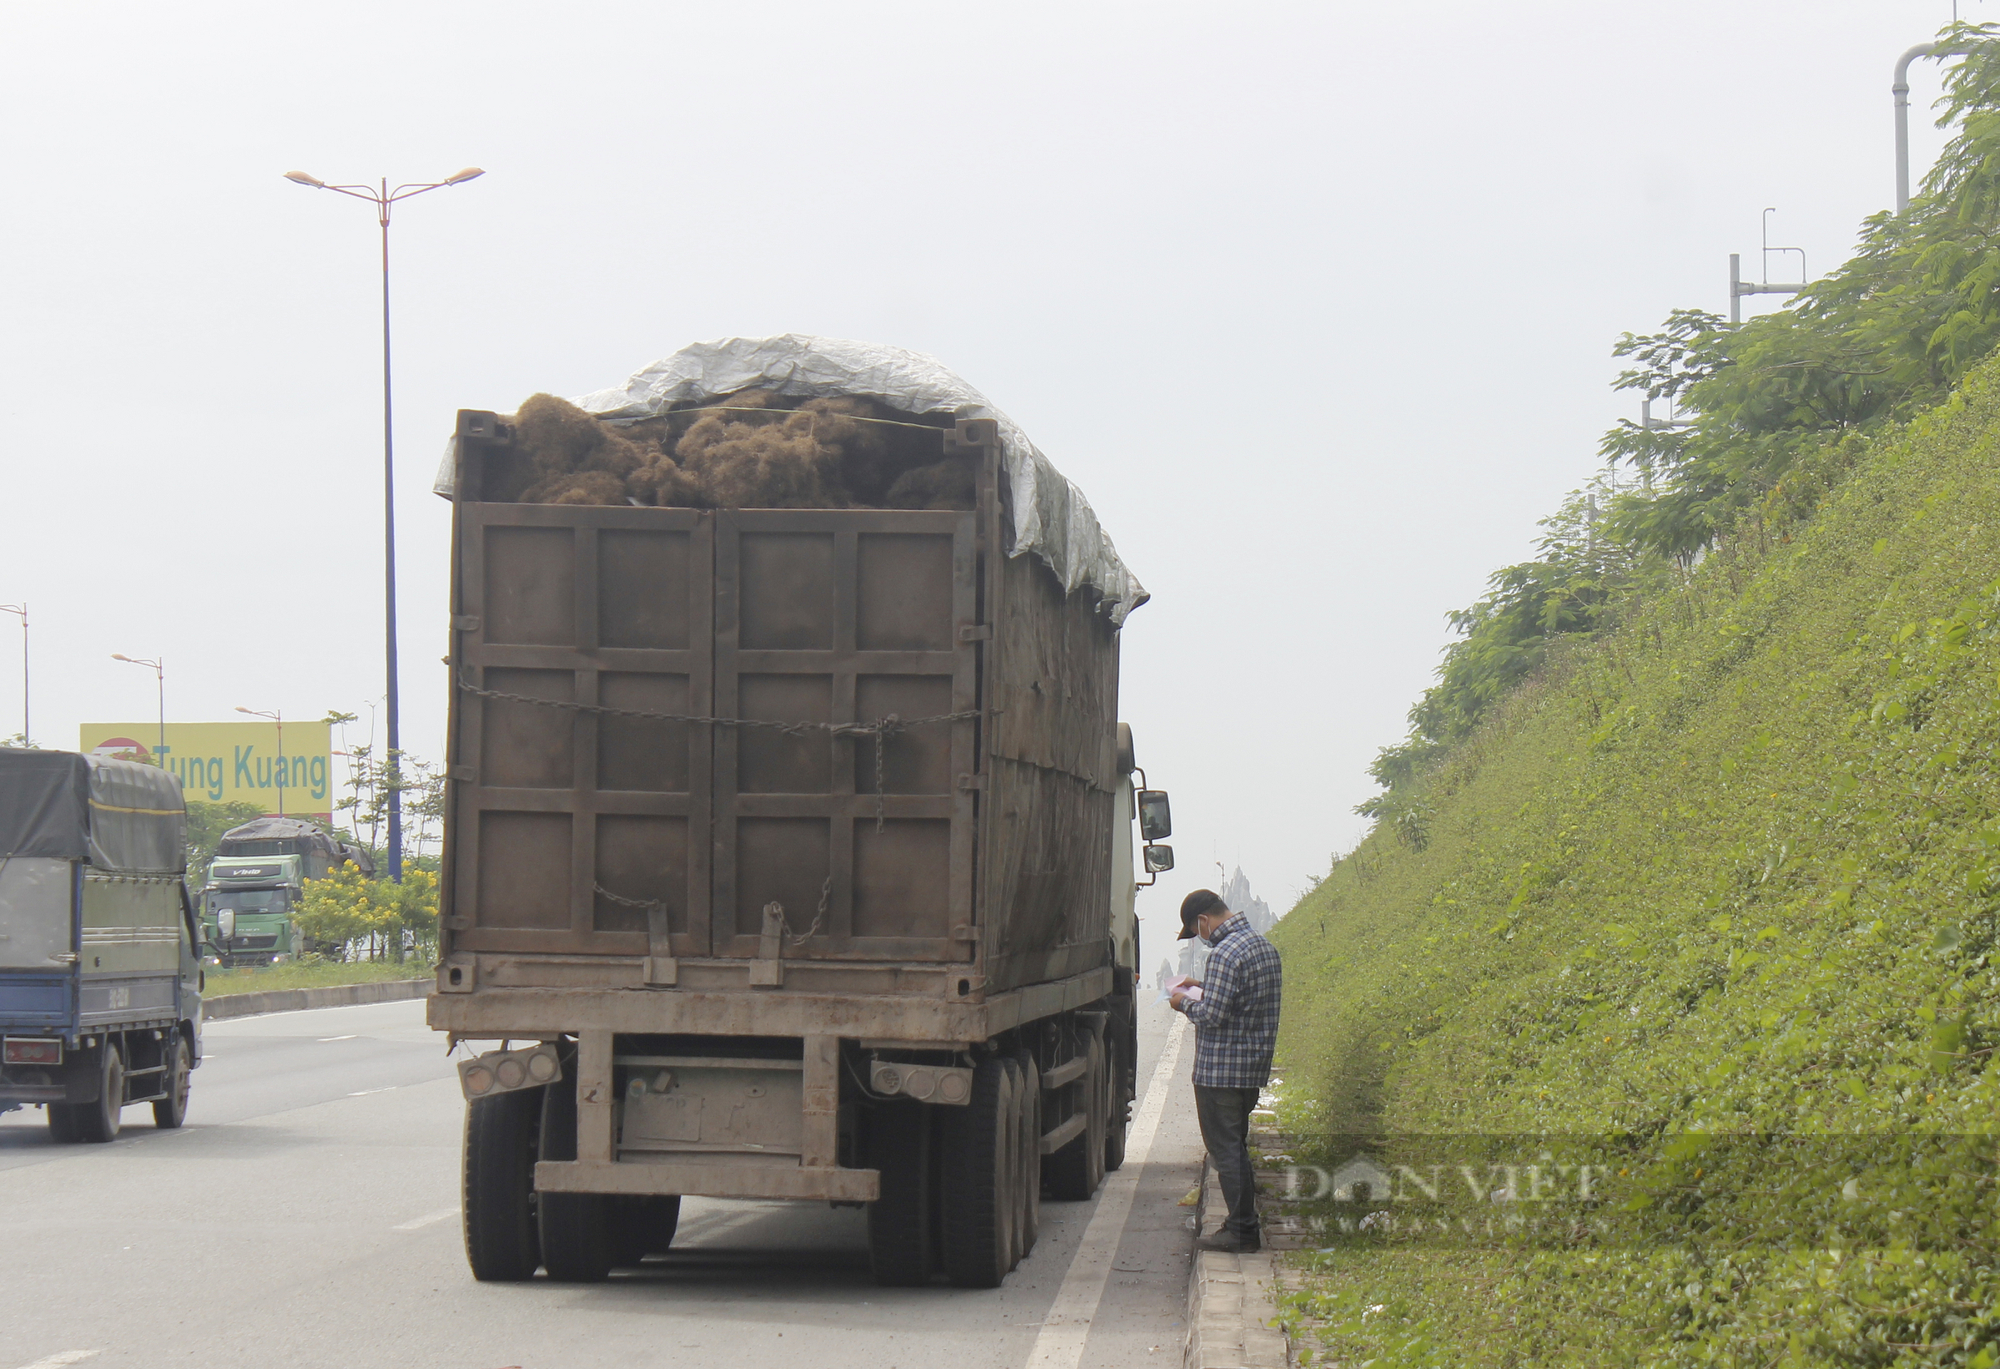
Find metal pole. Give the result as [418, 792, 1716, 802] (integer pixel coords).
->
[0, 605, 26, 744]
[155, 658, 164, 757]
[276, 711, 286, 819]
[380, 186, 403, 883]
[281, 165, 480, 878]
[1895, 43, 1933, 214]
[1729, 253, 1742, 325]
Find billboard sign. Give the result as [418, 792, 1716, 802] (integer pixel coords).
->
[78, 721, 335, 821]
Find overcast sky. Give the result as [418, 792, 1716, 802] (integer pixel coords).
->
[0, 1, 1975, 952]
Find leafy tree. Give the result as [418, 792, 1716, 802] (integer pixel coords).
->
[184, 799, 268, 878]
[1361, 25, 2000, 813]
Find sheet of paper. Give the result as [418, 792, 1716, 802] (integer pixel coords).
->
[1154, 975, 1203, 1005]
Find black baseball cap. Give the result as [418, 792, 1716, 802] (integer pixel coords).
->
[1177, 889, 1226, 940]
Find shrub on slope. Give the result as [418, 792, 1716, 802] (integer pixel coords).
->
[1274, 354, 2000, 1365]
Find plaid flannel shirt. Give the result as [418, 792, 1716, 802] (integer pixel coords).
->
[1181, 912, 1283, 1088]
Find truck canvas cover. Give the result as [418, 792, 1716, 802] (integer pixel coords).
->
[434, 335, 1150, 626]
[0, 750, 185, 874]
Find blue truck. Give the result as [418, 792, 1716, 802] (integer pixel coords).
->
[0, 748, 203, 1141]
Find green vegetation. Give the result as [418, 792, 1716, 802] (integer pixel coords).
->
[1276, 27, 2000, 1367]
[201, 958, 430, 997]
[295, 866, 439, 964]
[1368, 26, 2000, 799]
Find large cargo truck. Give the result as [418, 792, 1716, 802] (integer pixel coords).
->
[0, 749, 203, 1141]
[200, 816, 374, 964]
[430, 339, 1172, 1287]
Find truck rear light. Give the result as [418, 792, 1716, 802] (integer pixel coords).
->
[458, 1043, 560, 1100]
[3, 1038, 62, 1066]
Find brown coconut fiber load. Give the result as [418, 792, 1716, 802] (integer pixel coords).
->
[496, 390, 976, 511]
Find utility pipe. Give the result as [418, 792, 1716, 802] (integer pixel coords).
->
[1896, 41, 1978, 214]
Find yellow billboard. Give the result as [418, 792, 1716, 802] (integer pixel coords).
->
[77, 721, 335, 820]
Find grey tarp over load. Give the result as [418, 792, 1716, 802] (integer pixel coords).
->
[215, 815, 376, 878]
[0, 749, 185, 874]
[432, 334, 1150, 625]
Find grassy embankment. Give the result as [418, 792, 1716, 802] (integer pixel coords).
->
[201, 960, 431, 997]
[1271, 354, 2000, 1364]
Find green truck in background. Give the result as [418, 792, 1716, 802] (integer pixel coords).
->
[200, 817, 374, 966]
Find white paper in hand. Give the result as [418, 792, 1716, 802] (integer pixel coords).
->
[1155, 974, 1203, 1006]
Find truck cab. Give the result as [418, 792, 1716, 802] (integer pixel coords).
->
[202, 854, 304, 965]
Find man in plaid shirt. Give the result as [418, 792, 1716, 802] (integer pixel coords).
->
[1170, 888, 1283, 1252]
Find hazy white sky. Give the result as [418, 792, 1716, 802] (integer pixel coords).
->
[0, 0, 1975, 952]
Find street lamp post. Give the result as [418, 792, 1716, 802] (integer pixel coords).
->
[111, 654, 165, 758]
[0, 603, 24, 745]
[236, 706, 285, 817]
[283, 165, 484, 882]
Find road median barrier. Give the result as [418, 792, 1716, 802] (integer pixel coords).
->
[203, 977, 432, 1021]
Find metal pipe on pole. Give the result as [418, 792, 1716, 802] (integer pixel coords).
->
[1896, 40, 1979, 214]
[282, 166, 484, 880]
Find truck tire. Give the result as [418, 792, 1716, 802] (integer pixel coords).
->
[1013, 1052, 1041, 1257]
[999, 1057, 1027, 1270]
[76, 1042, 125, 1143]
[152, 1036, 191, 1129]
[46, 1103, 80, 1143]
[866, 1100, 933, 1286]
[537, 1070, 612, 1282]
[463, 1086, 543, 1282]
[1045, 1033, 1106, 1200]
[609, 1195, 681, 1266]
[1103, 1028, 1129, 1173]
[941, 1055, 1016, 1288]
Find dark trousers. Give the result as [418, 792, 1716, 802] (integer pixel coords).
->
[1193, 1084, 1261, 1243]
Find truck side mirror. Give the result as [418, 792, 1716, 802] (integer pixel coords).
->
[218, 908, 236, 940]
[1137, 790, 1172, 842]
[1143, 844, 1175, 874]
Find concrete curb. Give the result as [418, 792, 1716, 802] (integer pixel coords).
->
[202, 978, 432, 1021]
[1184, 1155, 1291, 1369]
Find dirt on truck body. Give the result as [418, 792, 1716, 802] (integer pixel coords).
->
[430, 336, 1166, 1288]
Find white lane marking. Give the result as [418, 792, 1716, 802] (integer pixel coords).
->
[393, 1207, 460, 1231]
[1026, 1016, 1188, 1369]
[318, 1035, 359, 1042]
[15, 1351, 102, 1369]
[346, 1087, 397, 1097]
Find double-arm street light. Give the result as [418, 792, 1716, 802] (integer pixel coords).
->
[235, 705, 285, 817]
[111, 654, 165, 757]
[282, 165, 484, 882]
[1, 604, 24, 745]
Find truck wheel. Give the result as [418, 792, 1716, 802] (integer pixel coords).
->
[941, 1055, 1016, 1288]
[999, 1057, 1027, 1270]
[609, 1195, 681, 1266]
[46, 1104, 80, 1143]
[76, 1042, 125, 1143]
[463, 1087, 543, 1282]
[537, 1072, 612, 1282]
[1045, 1034, 1106, 1200]
[866, 1100, 933, 1285]
[1103, 1030, 1129, 1173]
[1013, 1052, 1041, 1257]
[152, 1036, 191, 1129]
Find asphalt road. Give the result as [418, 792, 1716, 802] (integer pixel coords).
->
[0, 996, 1205, 1369]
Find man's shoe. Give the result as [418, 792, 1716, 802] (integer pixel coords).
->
[1195, 1233, 1261, 1253]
